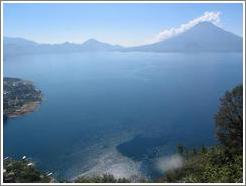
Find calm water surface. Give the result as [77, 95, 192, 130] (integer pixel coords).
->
[3, 52, 243, 180]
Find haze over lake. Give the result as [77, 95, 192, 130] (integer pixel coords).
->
[3, 52, 242, 179]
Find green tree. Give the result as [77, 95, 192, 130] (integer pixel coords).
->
[158, 84, 243, 183]
[215, 85, 243, 153]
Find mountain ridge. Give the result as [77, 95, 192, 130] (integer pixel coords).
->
[125, 22, 242, 52]
[3, 22, 243, 58]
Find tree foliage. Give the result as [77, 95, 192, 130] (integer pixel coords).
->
[3, 158, 52, 183]
[215, 85, 243, 153]
[158, 84, 243, 183]
[74, 174, 130, 183]
[158, 146, 243, 183]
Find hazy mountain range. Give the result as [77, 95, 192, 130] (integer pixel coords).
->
[3, 22, 243, 58]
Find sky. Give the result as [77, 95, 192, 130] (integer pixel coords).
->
[3, 2, 244, 47]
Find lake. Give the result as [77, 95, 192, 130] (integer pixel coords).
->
[3, 52, 243, 180]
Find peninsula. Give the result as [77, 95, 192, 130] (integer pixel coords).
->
[3, 77, 42, 118]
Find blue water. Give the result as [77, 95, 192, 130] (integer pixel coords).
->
[3, 52, 243, 180]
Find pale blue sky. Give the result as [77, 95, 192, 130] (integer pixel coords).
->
[3, 3, 243, 46]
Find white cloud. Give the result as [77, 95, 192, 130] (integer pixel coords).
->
[146, 11, 221, 44]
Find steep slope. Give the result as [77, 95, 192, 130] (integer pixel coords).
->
[127, 22, 242, 52]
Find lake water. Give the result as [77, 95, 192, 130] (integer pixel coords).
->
[3, 52, 243, 180]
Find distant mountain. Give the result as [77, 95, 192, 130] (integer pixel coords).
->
[125, 22, 243, 52]
[3, 22, 243, 58]
[4, 37, 39, 57]
[80, 39, 123, 51]
[3, 37, 124, 58]
[4, 37, 38, 46]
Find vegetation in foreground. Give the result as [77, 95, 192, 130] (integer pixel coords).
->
[159, 84, 243, 183]
[74, 174, 130, 183]
[158, 145, 243, 183]
[3, 157, 131, 183]
[3, 84, 243, 183]
[3, 157, 53, 183]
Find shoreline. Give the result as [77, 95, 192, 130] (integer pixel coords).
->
[6, 101, 41, 118]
